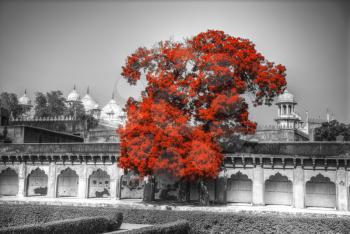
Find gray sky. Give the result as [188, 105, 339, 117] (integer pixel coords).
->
[0, 0, 349, 125]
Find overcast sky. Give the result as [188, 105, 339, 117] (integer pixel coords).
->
[0, 0, 349, 125]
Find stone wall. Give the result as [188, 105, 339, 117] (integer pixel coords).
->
[0, 125, 83, 143]
[1, 142, 350, 211]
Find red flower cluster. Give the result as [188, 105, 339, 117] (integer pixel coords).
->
[119, 30, 287, 180]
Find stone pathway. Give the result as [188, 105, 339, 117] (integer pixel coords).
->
[0, 196, 349, 217]
[104, 223, 153, 233]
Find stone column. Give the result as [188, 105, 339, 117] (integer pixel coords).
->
[252, 166, 264, 205]
[115, 166, 121, 200]
[78, 166, 88, 199]
[17, 163, 26, 198]
[47, 163, 57, 197]
[215, 172, 227, 204]
[336, 168, 348, 211]
[109, 164, 119, 200]
[293, 166, 305, 209]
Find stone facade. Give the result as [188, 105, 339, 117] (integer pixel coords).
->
[0, 125, 83, 143]
[1, 142, 350, 212]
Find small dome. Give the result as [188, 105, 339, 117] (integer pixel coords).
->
[67, 86, 80, 102]
[277, 90, 296, 104]
[100, 97, 125, 126]
[81, 94, 99, 111]
[18, 90, 31, 106]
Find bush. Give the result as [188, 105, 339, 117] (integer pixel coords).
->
[124, 220, 189, 234]
[0, 215, 123, 234]
[106, 212, 123, 231]
[1, 204, 350, 233]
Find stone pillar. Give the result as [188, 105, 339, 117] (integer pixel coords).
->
[293, 166, 305, 209]
[115, 166, 121, 200]
[336, 168, 348, 211]
[47, 163, 57, 197]
[252, 166, 264, 205]
[109, 164, 119, 200]
[215, 173, 227, 204]
[17, 163, 26, 198]
[78, 166, 88, 199]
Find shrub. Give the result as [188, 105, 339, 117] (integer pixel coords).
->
[123, 220, 190, 234]
[0, 215, 123, 234]
[0, 224, 43, 234]
[1, 204, 350, 233]
[106, 212, 123, 231]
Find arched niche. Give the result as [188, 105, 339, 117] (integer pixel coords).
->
[57, 168, 79, 197]
[27, 168, 48, 196]
[305, 173, 336, 208]
[265, 172, 293, 206]
[227, 171, 252, 203]
[88, 169, 110, 198]
[0, 168, 18, 196]
[120, 170, 144, 199]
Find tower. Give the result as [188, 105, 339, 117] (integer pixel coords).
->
[275, 90, 301, 129]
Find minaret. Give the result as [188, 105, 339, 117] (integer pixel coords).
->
[275, 90, 300, 129]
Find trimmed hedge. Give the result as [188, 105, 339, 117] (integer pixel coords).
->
[1, 204, 350, 233]
[123, 220, 190, 234]
[0, 214, 123, 234]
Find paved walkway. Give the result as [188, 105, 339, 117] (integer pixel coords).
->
[104, 223, 153, 233]
[1, 196, 350, 217]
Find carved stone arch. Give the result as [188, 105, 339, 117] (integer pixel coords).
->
[308, 173, 333, 183]
[27, 168, 48, 196]
[120, 170, 144, 199]
[87, 166, 108, 177]
[26, 166, 49, 177]
[230, 171, 251, 181]
[227, 169, 253, 181]
[0, 166, 19, 175]
[304, 171, 336, 184]
[227, 171, 252, 204]
[305, 173, 336, 208]
[266, 172, 292, 183]
[264, 172, 293, 206]
[264, 170, 293, 183]
[0, 167, 19, 196]
[57, 167, 79, 197]
[88, 168, 111, 198]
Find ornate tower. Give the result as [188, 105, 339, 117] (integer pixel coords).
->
[275, 90, 302, 129]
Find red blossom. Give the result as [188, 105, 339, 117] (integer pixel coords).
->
[119, 30, 287, 180]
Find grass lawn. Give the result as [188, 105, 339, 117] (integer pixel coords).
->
[1, 203, 350, 233]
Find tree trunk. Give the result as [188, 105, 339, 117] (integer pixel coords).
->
[143, 176, 155, 202]
[178, 180, 189, 202]
[199, 179, 210, 206]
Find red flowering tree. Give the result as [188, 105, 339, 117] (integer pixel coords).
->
[118, 30, 287, 204]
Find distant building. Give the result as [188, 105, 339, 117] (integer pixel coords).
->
[242, 90, 327, 142]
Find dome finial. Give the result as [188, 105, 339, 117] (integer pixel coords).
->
[24, 89, 27, 95]
[87, 86, 90, 95]
[112, 91, 115, 100]
[73, 84, 76, 90]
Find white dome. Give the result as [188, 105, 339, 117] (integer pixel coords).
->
[67, 86, 80, 102]
[18, 90, 31, 106]
[277, 90, 296, 104]
[100, 98, 125, 126]
[81, 94, 99, 112]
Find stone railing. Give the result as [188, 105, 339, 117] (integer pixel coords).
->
[0, 143, 120, 156]
[11, 116, 76, 122]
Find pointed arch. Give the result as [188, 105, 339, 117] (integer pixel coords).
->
[227, 171, 252, 203]
[305, 173, 336, 208]
[88, 169, 110, 198]
[265, 172, 293, 205]
[0, 168, 18, 196]
[27, 168, 48, 196]
[57, 168, 79, 197]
